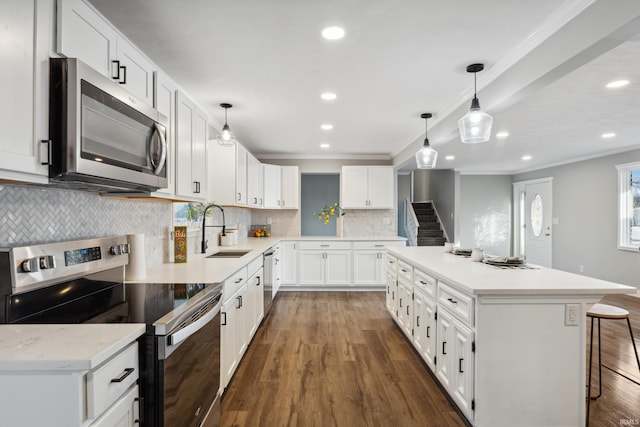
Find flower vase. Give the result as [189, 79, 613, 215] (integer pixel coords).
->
[336, 216, 343, 237]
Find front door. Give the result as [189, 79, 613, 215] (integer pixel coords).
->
[521, 179, 553, 267]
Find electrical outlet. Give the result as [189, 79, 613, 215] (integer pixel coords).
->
[565, 304, 580, 326]
[579, 265, 584, 273]
[267, 217, 273, 225]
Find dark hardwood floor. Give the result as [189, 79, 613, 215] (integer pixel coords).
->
[217, 291, 640, 427]
[586, 294, 640, 427]
[220, 292, 466, 427]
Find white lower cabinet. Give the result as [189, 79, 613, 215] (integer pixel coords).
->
[280, 241, 297, 285]
[297, 241, 351, 286]
[413, 288, 437, 371]
[246, 260, 265, 338]
[91, 385, 139, 427]
[397, 277, 413, 338]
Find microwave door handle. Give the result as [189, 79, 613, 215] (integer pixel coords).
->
[150, 122, 167, 175]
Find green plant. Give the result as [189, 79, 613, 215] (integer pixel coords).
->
[314, 202, 344, 225]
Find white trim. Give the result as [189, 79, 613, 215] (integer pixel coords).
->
[512, 177, 554, 186]
[616, 161, 640, 251]
[256, 153, 392, 161]
[512, 177, 553, 265]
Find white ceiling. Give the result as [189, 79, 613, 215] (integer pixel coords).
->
[87, 0, 640, 174]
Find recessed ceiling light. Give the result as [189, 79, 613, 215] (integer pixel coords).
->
[320, 143, 331, 149]
[321, 26, 345, 40]
[321, 124, 333, 130]
[605, 80, 629, 89]
[321, 92, 337, 101]
[496, 131, 509, 138]
[445, 155, 455, 161]
[601, 132, 616, 138]
[522, 155, 532, 161]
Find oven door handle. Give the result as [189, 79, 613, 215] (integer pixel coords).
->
[168, 297, 222, 347]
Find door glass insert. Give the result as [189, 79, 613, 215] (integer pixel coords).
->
[531, 194, 543, 237]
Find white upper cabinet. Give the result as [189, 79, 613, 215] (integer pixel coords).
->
[176, 91, 208, 200]
[340, 166, 394, 209]
[152, 71, 177, 197]
[208, 143, 250, 207]
[280, 166, 299, 209]
[0, 0, 52, 183]
[57, 0, 155, 106]
[247, 153, 263, 208]
[263, 164, 282, 209]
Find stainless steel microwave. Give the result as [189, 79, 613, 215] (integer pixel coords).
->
[48, 58, 168, 192]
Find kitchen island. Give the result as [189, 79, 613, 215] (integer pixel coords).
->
[386, 246, 635, 427]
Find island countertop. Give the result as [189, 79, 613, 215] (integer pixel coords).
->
[387, 246, 636, 296]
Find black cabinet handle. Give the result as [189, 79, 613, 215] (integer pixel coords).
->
[257, 276, 261, 286]
[111, 60, 121, 80]
[236, 296, 242, 309]
[111, 367, 135, 383]
[134, 397, 144, 424]
[392, 291, 394, 300]
[459, 358, 464, 373]
[442, 341, 447, 355]
[119, 65, 127, 84]
[416, 315, 420, 327]
[235, 278, 243, 283]
[399, 298, 402, 308]
[447, 297, 458, 304]
[406, 305, 409, 316]
[221, 312, 227, 326]
[420, 280, 427, 285]
[426, 326, 430, 338]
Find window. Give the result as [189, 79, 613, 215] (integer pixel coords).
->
[616, 161, 640, 251]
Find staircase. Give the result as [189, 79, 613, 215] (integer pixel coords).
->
[412, 202, 446, 246]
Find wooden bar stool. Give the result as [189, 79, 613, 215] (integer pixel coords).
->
[586, 303, 640, 426]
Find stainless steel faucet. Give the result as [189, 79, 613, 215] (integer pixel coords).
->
[201, 204, 226, 253]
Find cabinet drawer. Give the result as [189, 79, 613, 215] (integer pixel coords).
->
[223, 266, 248, 301]
[385, 254, 398, 275]
[87, 342, 139, 420]
[397, 260, 413, 282]
[91, 384, 138, 426]
[247, 255, 263, 277]
[414, 269, 436, 299]
[353, 241, 397, 250]
[437, 281, 474, 326]
[298, 241, 352, 250]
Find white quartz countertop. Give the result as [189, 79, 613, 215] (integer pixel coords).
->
[387, 246, 636, 296]
[0, 323, 145, 371]
[129, 236, 405, 284]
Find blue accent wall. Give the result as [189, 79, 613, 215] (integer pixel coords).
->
[301, 174, 340, 236]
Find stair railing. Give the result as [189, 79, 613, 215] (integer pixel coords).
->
[404, 198, 419, 246]
[430, 201, 450, 243]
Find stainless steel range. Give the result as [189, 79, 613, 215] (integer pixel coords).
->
[0, 236, 221, 427]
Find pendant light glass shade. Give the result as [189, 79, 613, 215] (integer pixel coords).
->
[458, 64, 492, 144]
[415, 113, 437, 169]
[214, 103, 237, 147]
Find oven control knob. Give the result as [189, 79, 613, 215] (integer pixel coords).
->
[110, 244, 130, 256]
[39, 255, 56, 270]
[21, 258, 40, 273]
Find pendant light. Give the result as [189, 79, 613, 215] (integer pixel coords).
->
[415, 113, 438, 169]
[458, 63, 493, 144]
[214, 103, 237, 147]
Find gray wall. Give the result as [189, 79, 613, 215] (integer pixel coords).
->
[397, 174, 411, 239]
[429, 170, 456, 242]
[300, 174, 340, 236]
[513, 149, 640, 288]
[413, 169, 431, 202]
[458, 175, 512, 256]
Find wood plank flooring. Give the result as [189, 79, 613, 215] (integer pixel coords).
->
[586, 294, 640, 427]
[220, 292, 466, 427]
[217, 292, 640, 427]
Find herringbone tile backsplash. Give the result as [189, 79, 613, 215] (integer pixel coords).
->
[0, 184, 172, 265]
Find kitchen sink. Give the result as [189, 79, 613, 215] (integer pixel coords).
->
[206, 250, 251, 258]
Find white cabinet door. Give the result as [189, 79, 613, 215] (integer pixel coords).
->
[236, 144, 248, 205]
[386, 271, 397, 317]
[298, 251, 325, 286]
[280, 166, 299, 209]
[221, 296, 237, 390]
[414, 290, 437, 371]
[368, 167, 395, 208]
[353, 251, 384, 285]
[436, 308, 454, 390]
[263, 164, 282, 209]
[115, 35, 155, 106]
[396, 280, 408, 331]
[0, 0, 50, 182]
[451, 320, 474, 420]
[246, 269, 264, 339]
[153, 71, 176, 196]
[57, 0, 155, 106]
[280, 242, 297, 285]
[325, 250, 351, 285]
[91, 385, 139, 427]
[341, 166, 368, 208]
[175, 91, 207, 200]
[247, 154, 263, 207]
[57, 0, 117, 78]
